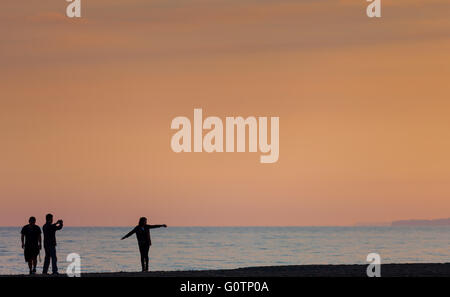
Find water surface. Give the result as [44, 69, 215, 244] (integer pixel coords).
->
[0, 226, 448, 274]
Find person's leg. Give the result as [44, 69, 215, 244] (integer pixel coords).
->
[43, 247, 50, 274]
[138, 243, 146, 271]
[25, 248, 32, 274]
[32, 257, 37, 273]
[143, 245, 150, 271]
[51, 247, 58, 273]
[25, 249, 32, 274]
[27, 260, 33, 274]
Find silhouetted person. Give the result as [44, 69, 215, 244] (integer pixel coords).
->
[21, 217, 42, 275]
[42, 214, 63, 275]
[121, 217, 167, 271]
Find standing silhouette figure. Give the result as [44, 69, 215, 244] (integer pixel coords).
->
[121, 217, 167, 271]
[42, 213, 63, 275]
[20, 216, 42, 275]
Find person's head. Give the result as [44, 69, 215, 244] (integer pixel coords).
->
[28, 216, 36, 225]
[138, 217, 147, 227]
[46, 213, 53, 224]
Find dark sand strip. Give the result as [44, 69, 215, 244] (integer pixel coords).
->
[2, 263, 449, 277]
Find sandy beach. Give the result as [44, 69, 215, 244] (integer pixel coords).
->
[2, 263, 449, 277]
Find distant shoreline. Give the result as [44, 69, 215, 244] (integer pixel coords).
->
[391, 218, 450, 226]
[2, 263, 450, 277]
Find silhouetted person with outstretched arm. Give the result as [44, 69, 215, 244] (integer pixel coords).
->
[21, 216, 42, 275]
[42, 213, 63, 275]
[121, 217, 167, 272]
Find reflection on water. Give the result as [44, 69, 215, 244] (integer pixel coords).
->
[0, 226, 448, 274]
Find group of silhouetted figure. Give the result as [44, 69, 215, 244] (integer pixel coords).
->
[20, 215, 167, 275]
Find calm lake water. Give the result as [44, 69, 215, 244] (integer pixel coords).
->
[0, 226, 448, 274]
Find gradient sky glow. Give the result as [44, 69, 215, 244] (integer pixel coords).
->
[1, 0, 449, 226]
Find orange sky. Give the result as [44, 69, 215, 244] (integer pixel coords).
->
[1, 0, 449, 226]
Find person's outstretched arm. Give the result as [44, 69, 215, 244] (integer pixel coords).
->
[148, 224, 167, 229]
[21, 234, 25, 249]
[121, 227, 136, 240]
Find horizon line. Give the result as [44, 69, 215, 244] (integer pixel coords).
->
[0, 224, 398, 228]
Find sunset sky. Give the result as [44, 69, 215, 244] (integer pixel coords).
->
[1, 0, 449, 226]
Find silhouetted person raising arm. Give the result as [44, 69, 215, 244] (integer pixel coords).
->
[42, 213, 63, 275]
[21, 216, 42, 275]
[121, 217, 167, 272]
